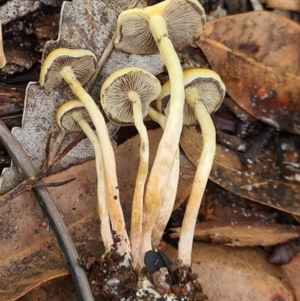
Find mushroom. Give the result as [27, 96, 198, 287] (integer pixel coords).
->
[115, 0, 206, 260]
[0, 22, 6, 68]
[39, 48, 130, 258]
[100, 67, 161, 268]
[159, 68, 225, 267]
[56, 100, 114, 253]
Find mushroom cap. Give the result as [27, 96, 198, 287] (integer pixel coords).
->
[100, 66, 161, 126]
[114, 0, 206, 55]
[39, 48, 97, 91]
[156, 68, 226, 125]
[56, 100, 93, 133]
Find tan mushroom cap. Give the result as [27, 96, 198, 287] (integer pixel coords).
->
[100, 66, 161, 126]
[157, 68, 226, 125]
[39, 48, 97, 91]
[56, 100, 93, 133]
[115, 0, 205, 55]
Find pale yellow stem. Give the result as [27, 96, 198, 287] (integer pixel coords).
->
[148, 107, 180, 248]
[141, 15, 184, 262]
[128, 92, 149, 269]
[60, 67, 131, 259]
[72, 111, 114, 253]
[178, 100, 216, 267]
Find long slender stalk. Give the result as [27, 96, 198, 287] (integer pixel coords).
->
[72, 111, 114, 253]
[178, 101, 216, 267]
[148, 107, 180, 248]
[129, 94, 149, 269]
[60, 68, 131, 259]
[140, 15, 184, 263]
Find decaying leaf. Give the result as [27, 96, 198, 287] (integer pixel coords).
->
[197, 11, 300, 134]
[0, 0, 164, 194]
[166, 243, 295, 301]
[180, 126, 300, 215]
[282, 254, 300, 301]
[0, 160, 102, 301]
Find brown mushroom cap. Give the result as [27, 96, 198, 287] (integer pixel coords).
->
[100, 66, 161, 125]
[56, 100, 93, 133]
[115, 0, 205, 55]
[39, 48, 97, 91]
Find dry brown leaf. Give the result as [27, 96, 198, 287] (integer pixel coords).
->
[167, 242, 295, 301]
[0, 160, 102, 301]
[180, 126, 300, 215]
[197, 11, 300, 134]
[282, 253, 300, 301]
[18, 276, 77, 301]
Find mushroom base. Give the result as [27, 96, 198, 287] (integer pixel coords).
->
[84, 247, 207, 300]
[171, 266, 207, 301]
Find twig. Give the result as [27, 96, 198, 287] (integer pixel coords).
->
[0, 131, 86, 206]
[0, 120, 94, 301]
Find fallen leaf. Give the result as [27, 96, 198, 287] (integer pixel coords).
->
[0, 0, 164, 194]
[180, 126, 300, 215]
[0, 160, 102, 301]
[282, 253, 300, 301]
[18, 276, 77, 301]
[197, 11, 300, 133]
[166, 242, 295, 301]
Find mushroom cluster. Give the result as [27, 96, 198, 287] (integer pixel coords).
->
[38, 0, 226, 299]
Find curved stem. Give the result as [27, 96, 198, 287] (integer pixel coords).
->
[141, 15, 185, 260]
[60, 67, 131, 259]
[72, 111, 114, 253]
[178, 101, 216, 267]
[148, 107, 180, 248]
[129, 93, 149, 269]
